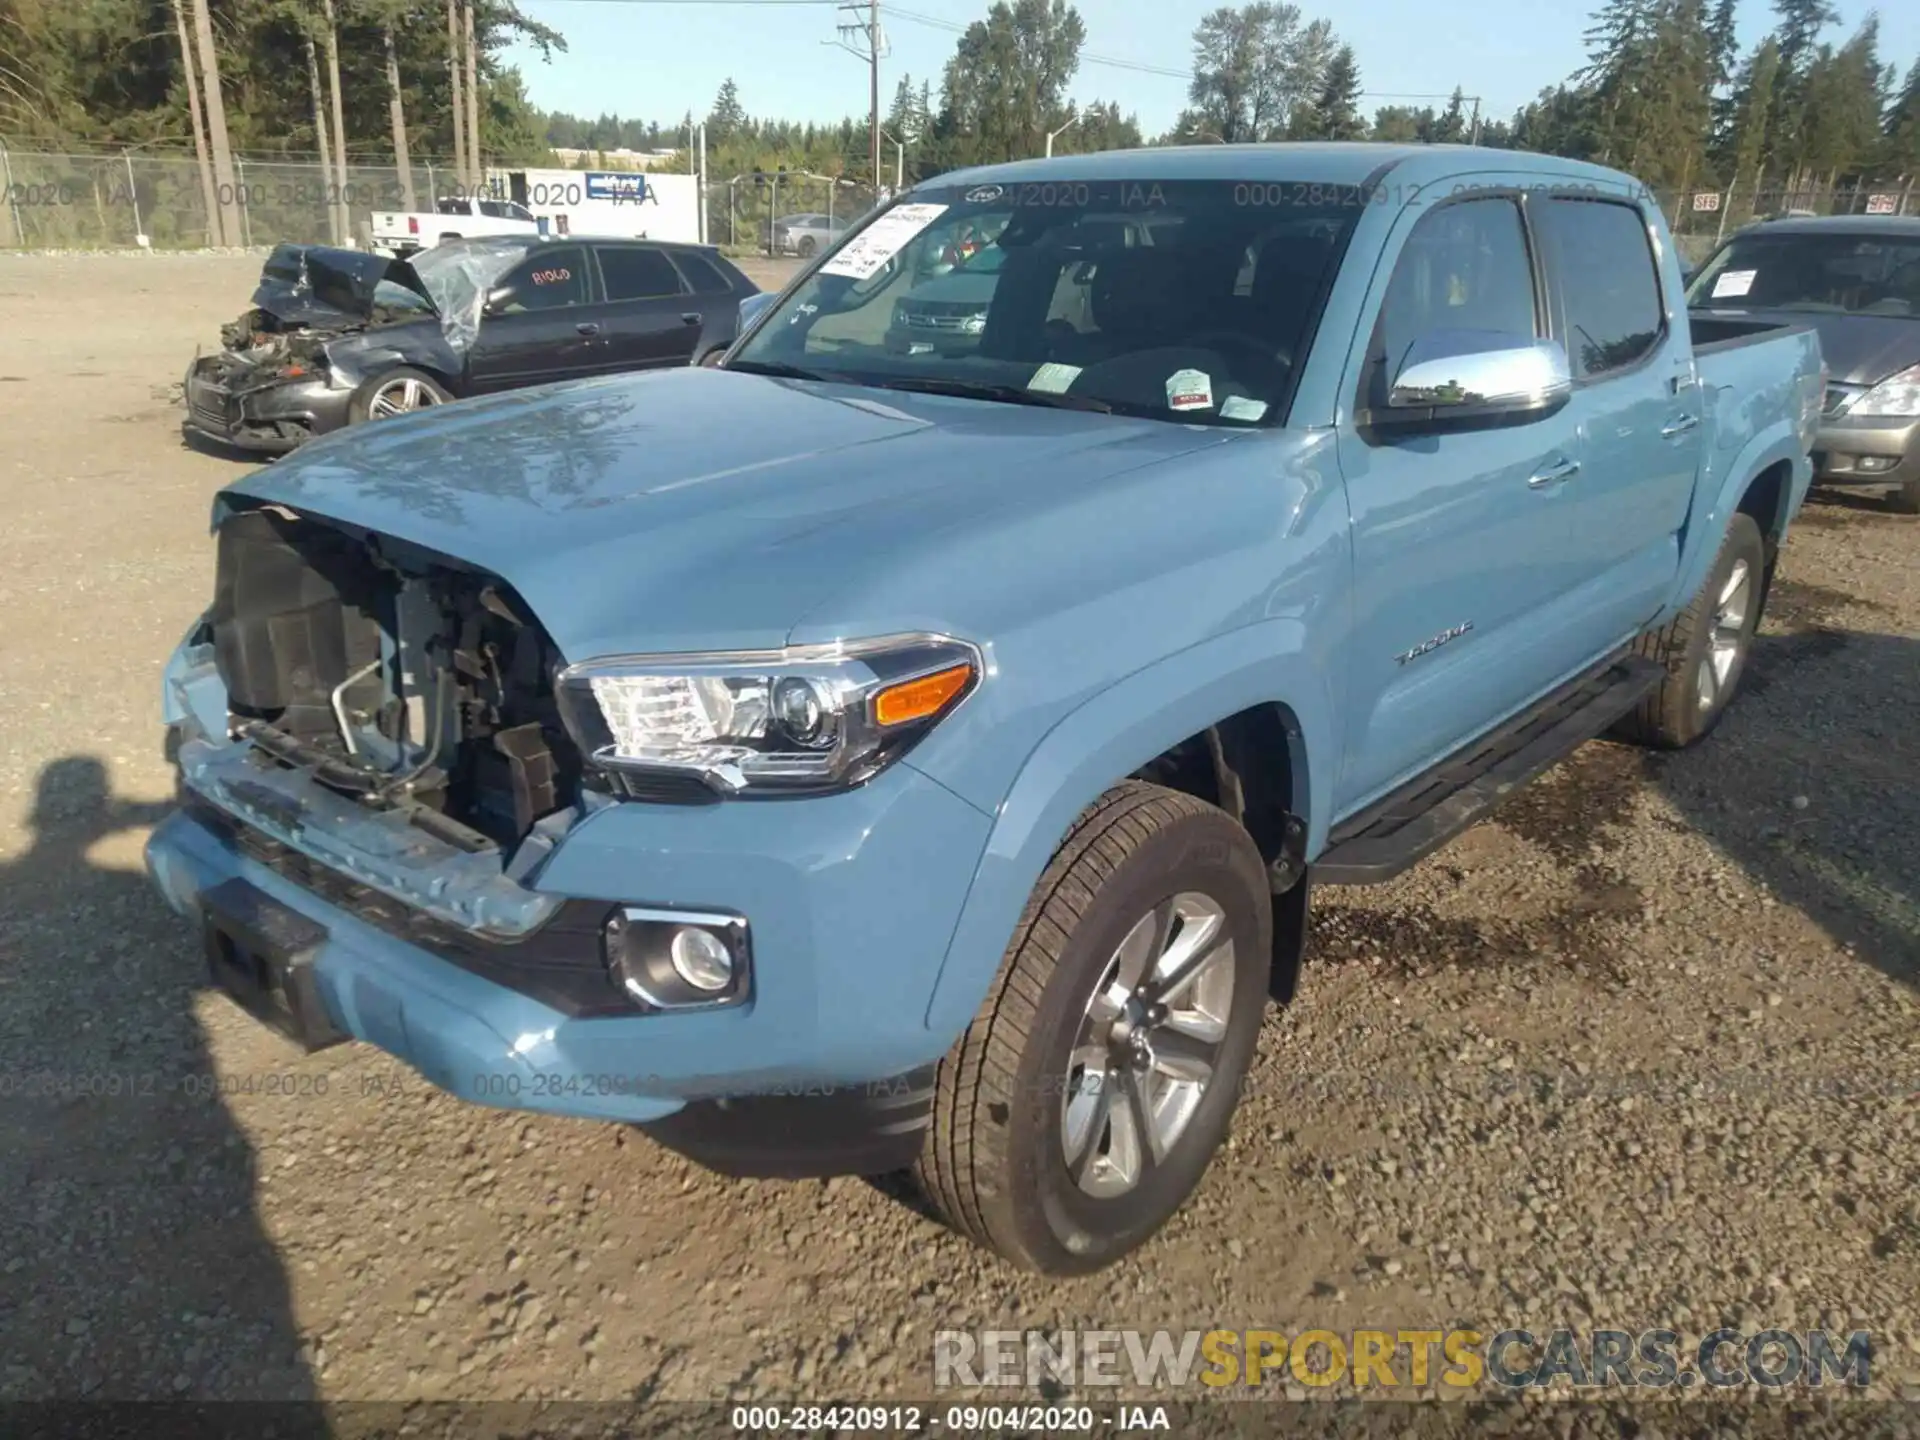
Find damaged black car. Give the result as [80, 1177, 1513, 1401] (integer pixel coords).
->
[183, 236, 760, 453]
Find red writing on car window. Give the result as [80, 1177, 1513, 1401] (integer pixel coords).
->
[531, 267, 572, 285]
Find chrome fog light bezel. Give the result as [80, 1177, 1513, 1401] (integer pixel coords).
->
[604, 906, 753, 1012]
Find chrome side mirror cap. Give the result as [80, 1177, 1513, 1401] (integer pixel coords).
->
[1386, 331, 1573, 418]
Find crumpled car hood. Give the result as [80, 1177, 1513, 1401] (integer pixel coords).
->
[219, 366, 1256, 661]
[251, 243, 436, 328]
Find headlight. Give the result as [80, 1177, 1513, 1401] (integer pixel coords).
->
[555, 633, 981, 797]
[1855, 364, 1920, 418]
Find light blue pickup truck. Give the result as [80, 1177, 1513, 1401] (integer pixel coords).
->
[148, 144, 1824, 1274]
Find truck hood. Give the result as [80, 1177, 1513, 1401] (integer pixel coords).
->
[219, 366, 1252, 660]
[1697, 305, 1920, 386]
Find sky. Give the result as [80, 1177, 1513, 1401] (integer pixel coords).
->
[504, 0, 1920, 142]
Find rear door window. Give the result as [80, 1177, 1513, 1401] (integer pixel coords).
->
[596, 246, 689, 301]
[1543, 198, 1665, 378]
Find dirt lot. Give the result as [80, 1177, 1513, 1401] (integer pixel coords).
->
[1, 252, 1917, 1415]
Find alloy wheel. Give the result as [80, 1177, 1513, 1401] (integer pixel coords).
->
[1061, 892, 1237, 1199]
[367, 376, 443, 419]
[1697, 557, 1752, 712]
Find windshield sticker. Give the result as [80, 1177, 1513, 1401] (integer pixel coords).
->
[1028, 362, 1082, 394]
[965, 185, 1005, 203]
[1166, 368, 1214, 412]
[819, 203, 949, 280]
[1219, 395, 1268, 422]
[1711, 268, 1756, 299]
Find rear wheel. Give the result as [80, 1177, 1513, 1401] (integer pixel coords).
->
[798, 235, 818, 258]
[348, 367, 452, 424]
[1614, 512, 1766, 748]
[915, 781, 1271, 1274]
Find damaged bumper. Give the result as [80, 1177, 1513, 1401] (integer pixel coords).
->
[183, 354, 353, 452]
[148, 651, 993, 1140]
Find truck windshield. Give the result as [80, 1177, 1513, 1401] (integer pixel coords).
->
[729, 179, 1363, 426]
[1689, 231, 1920, 318]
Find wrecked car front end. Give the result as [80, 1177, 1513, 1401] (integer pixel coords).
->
[146, 478, 993, 1170]
[182, 242, 516, 452]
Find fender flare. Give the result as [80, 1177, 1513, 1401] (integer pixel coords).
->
[921, 617, 1335, 1042]
[1671, 418, 1809, 611]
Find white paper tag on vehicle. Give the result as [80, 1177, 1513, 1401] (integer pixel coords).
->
[1711, 269, 1756, 299]
[1166, 368, 1214, 412]
[818, 203, 949, 280]
[1028, 363, 1082, 394]
[1219, 395, 1268, 422]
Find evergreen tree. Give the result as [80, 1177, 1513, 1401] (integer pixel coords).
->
[1300, 43, 1363, 140]
[706, 77, 747, 144]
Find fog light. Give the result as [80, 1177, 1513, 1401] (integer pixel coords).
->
[604, 907, 751, 1010]
[1857, 454, 1895, 474]
[670, 926, 733, 990]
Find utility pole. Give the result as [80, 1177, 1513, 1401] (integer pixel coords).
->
[1468, 96, 1482, 146]
[1045, 109, 1082, 159]
[831, 2, 887, 192]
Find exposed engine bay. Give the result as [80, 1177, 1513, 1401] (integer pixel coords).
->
[209, 505, 582, 852]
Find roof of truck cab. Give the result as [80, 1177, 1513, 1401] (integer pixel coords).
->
[920, 143, 1646, 197]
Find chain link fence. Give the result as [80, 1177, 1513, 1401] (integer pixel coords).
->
[1656, 180, 1917, 264]
[0, 147, 488, 249]
[707, 171, 882, 258]
[4, 143, 1908, 261]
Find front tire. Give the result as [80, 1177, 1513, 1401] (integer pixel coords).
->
[1891, 477, 1920, 515]
[348, 367, 453, 425]
[916, 782, 1272, 1274]
[1614, 512, 1766, 748]
[798, 235, 818, 258]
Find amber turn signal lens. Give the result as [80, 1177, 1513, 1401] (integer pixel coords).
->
[872, 663, 972, 727]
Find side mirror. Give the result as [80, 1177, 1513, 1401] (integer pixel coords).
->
[482, 285, 513, 317]
[1383, 330, 1572, 421]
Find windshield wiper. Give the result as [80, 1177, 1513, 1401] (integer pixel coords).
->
[867, 377, 1114, 413]
[724, 358, 833, 381]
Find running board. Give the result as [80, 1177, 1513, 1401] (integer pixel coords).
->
[1312, 654, 1664, 885]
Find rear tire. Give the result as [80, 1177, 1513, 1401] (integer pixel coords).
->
[798, 236, 818, 258]
[1613, 512, 1766, 749]
[915, 781, 1271, 1274]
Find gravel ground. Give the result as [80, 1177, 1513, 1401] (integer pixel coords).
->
[0, 253, 1916, 1420]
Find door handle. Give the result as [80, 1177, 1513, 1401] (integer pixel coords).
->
[1528, 457, 1581, 488]
[1660, 413, 1700, 438]
[681, 311, 703, 326]
[575, 321, 601, 336]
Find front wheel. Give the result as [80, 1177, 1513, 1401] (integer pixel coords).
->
[348, 367, 452, 424]
[1613, 512, 1766, 748]
[1891, 477, 1920, 515]
[915, 781, 1272, 1274]
[798, 235, 818, 258]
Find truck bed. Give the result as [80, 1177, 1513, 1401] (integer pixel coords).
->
[1688, 311, 1815, 354]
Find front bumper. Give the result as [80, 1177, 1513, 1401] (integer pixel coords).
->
[183, 355, 353, 452]
[1811, 413, 1919, 490]
[145, 754, 993, 1138]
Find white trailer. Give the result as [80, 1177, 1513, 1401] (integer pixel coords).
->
[488, 168, 701, 244]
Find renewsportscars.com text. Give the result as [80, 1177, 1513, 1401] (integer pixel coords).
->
[934, 1327, 1873, 1390]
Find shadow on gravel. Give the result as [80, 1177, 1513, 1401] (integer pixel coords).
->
[1644, 625, 1920, 993]
[0, 757, 322, 1419]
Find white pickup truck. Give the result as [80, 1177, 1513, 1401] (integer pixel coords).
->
[369, 195, 541, 256]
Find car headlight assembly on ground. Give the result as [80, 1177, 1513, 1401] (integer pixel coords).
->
[1853, 364, 1920, 418]
[555, 634, 981, 798]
